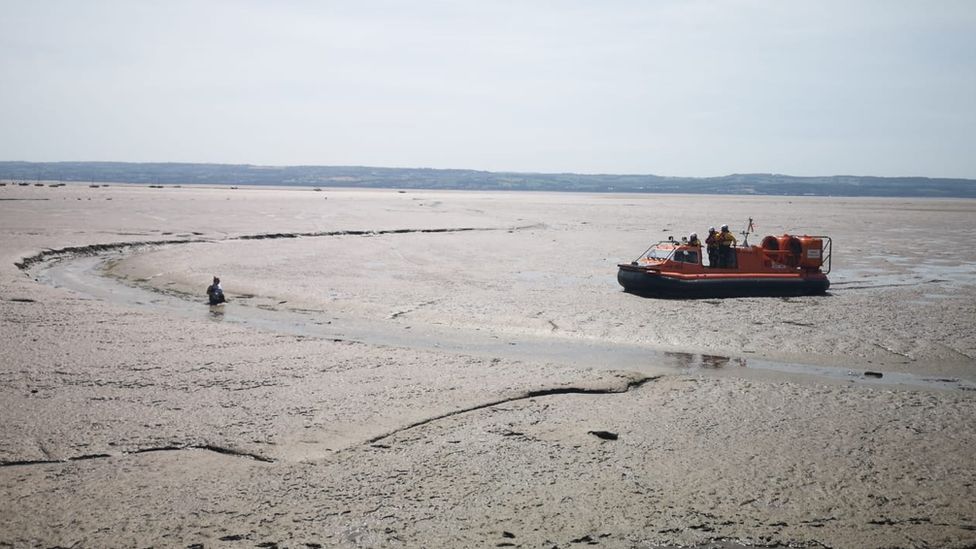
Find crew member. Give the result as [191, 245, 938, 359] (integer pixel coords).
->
[687, 232, 701, 247]
[705, 227, 719, 268]
[717, 224, 737, 267]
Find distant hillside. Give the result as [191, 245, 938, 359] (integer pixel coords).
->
[2, 161, 974, 198]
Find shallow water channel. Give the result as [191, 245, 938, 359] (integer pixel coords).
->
[35, 251, 975, 393]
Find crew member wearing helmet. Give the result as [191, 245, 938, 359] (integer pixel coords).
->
[705, 227, 719, 268]
[717, 224, 737, 267]
[687, 232, 701, 247]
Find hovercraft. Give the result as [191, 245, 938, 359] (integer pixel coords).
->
[617, 229, 831, 299]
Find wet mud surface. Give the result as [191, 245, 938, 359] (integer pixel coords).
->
[35, 252, 976, 393]
[1, 184, 975, 548]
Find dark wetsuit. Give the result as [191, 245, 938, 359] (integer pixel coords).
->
[207, 283, 225, 305]
[705, 232, 719, 267]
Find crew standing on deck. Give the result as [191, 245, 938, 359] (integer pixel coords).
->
[717, 224, 737, 267]
[705, 227, 719, 267]
[687, 232, 701, 247]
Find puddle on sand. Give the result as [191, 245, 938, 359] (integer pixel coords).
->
[208, 304, 225, 320]
[833, 260, 976, 291]
[34, 254, 976, 393]
[660, 351, 973, 392]
[665, 352, 747, 369]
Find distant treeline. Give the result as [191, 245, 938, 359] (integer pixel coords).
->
[2, 161, 975, 198]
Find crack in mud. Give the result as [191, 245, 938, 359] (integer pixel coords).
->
[14, 225, 534, 273]
[366, 375, 659, 445]
[233, 226, 528, 241]
[132, 444, 274, 462]
[0, 444, 274, 468]
[942, 344, 976, 361]
[867, 517, 931, 526]
[0, 453, 113, 467]
[15, 239, 199, 271]
[873, 342, 914, 360]
[389, 299, 439, 320]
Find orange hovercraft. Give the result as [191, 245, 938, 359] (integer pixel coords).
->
[617, 219, 831, 298]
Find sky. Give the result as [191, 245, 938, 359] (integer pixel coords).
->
[1, 1, 975, 178]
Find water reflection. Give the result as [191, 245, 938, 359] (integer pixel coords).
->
[208, 304, 225, 321]
[664, 351, 747, 370]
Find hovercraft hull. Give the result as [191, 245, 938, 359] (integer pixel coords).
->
[617, 265, 829, 299]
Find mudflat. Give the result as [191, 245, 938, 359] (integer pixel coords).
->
[1, 183, 974, 548]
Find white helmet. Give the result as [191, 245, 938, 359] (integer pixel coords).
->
[721, 224, 729, 231]
[690, 232, 698, 239]
[708, 226, 715, 232]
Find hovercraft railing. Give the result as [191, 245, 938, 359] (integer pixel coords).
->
[632, 241, 678, 265]
[820, 236, 832, 274]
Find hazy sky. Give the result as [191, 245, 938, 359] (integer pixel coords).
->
[2, 1, 975, 177]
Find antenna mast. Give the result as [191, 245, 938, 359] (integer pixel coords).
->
[741, 217, 754, 247]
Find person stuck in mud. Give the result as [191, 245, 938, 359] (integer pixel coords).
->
[206, 276, 225, 305]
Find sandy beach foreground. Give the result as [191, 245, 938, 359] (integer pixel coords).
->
[1, 184, 974, 548]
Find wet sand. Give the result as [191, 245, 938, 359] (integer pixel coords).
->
[1, 183, 974, 547]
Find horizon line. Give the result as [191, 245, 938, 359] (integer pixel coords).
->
[1, 160, 974, 182]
